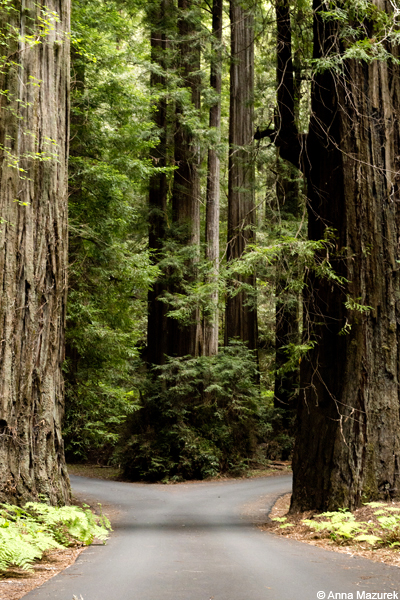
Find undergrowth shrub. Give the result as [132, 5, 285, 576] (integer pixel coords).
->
[122, 341, 263, 481]
[0, 503, 111, 572]
[255, 394, 295, 461]
[274, 502, 400, 548]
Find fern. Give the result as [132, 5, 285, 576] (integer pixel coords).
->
[0, 502, 111, 573]
[301, 504, 400, 548]
[0, 518, 61, 572]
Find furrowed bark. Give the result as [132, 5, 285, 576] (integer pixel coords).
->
[291, 0, 400, 511]
[169, 0, 201, 357]
[147, 0, 169, 366]
[0, 0, 71, 504]
[225, 0, 257, 350]
[273, 0, 301, 413]
[203, 0, 222, 357]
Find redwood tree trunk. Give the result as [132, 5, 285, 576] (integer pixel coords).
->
[203, 0, 222, 356]
[147, 1, 169, 366]
[0, 0, 71, 504]
[291, 0, 400, 510]
[169, 0, 201, 357]
[225, 0, 257, 349]
[273, 0, 301, 412]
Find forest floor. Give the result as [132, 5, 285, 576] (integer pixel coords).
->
[0, 547, 85, 600]
[0, 487, 114, 600]
[264, 493, 400, 568]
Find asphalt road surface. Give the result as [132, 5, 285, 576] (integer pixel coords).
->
[24, 474, 400, 600]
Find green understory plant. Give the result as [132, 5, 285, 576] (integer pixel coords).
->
[273, 502, 400, 548]
[0, 502, 111, 572]
[122, 341, 262, 481]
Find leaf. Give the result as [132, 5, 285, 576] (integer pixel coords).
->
[354, 534, 382, 545]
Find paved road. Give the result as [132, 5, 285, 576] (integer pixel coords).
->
[25, 474, 400, 600]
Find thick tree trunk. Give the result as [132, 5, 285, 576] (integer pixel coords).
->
[203, 0, 222, 356]
[273, 0, 301, 412]
[225, 0, 257, 349]
[291, 0, 400, 510]
[147, 1, 169, 366]
[0, 0, 71, 504]
[169, 0, 201, 357]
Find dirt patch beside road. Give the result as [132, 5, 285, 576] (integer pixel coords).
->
[0, 547, 85, 600]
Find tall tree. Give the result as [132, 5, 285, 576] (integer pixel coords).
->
[259, 0, 400, 510]
[273, 0, 301, 414]
[169, 0, 202, 357]
[225, 0, 257, 349]
[0, 0, 71, 503]
[292, 0, 400, 510]
[203, 0, 223, 356]
[147, 0, 169, 366]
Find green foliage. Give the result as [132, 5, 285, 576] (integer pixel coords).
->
[0, 0, 64, 182]
[122, 342, 263, 481]
[301, 503, 400, 547]
[64, 0, 159, 462]
[303, 511, 366, 540]
[0, 503, 111, 572]
[63, 0, 368, 474]
[271, 517, 294, 528]
[310, 0, 400, 73]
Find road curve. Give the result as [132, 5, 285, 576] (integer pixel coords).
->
[24, 474, 400, 600]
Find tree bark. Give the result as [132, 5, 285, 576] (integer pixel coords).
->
[291, 0, 400, 510]
[0, 0, 71, 504]
[225, 0, 257, 350]
[147, 0, 169, 366]
[273, 0, 301, 413]
[169, 0, 201, 357]
[203, 0, 222, 356]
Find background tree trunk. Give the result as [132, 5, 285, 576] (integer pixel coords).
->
[291, 0, 400, 511]
[225, 0, 257, 349]
[147, 0, 169, 366]
[0, 0, 71, 504]
[203, 0, 222, 357]
[273, 0, 301, 414]
[169, 0, 201, 357]
[274, 160, 301, 414]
